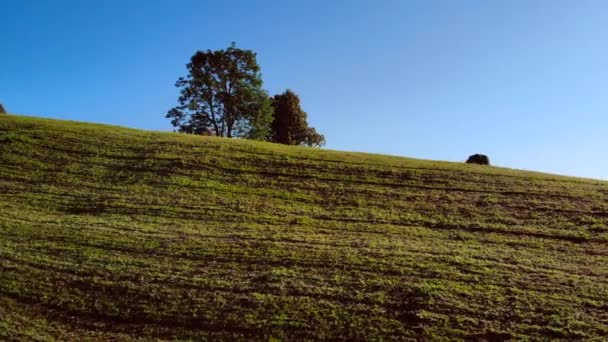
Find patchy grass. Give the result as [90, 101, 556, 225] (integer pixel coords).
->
[1, 114, 608, 340]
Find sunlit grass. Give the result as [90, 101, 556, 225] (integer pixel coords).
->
[1, 114, 608, 340]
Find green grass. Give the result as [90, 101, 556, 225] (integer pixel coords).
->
[1, 114, 608, 340]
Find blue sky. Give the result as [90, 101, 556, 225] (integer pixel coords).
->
[2, 1, 607, 179]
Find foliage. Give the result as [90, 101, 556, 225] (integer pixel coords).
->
[166, 44, 273, 138]
[0, 103, 5, 114]
[466, 154, 490, 165]
[270, 90, 325, 146]
[1, 114, 608, 340]
[245, 91, 274, 141]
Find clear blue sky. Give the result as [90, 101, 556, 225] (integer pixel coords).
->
[2, 1, 607, 179]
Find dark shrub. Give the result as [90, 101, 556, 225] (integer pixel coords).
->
[0, 104, 6, 114]
[466, 154, 490, 165]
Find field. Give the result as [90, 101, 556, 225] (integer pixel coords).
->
[1, 114, 608, 340]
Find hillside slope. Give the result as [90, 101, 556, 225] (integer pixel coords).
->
[1, 114, 608, 340]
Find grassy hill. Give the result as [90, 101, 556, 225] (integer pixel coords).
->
[1, 114, 608, 340]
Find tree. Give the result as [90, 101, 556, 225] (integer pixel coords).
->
[466, 154, 490, 166]
[0, 103, 5, 114]
[166, 44, 273, 139]
[245, 93, 273, 140]
[270, 90, 325, 146]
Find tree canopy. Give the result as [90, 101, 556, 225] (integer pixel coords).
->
[166, 44, 273, 139]
[270, 90, 325, 147]
[166, 45, 325, 146]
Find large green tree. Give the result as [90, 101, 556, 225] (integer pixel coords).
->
[166, 44, 273, 139]
[270, 90, 325, 146]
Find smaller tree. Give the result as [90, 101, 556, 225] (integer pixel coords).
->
[270, 90, 325, 146]
[0, 103, 6, 114]
[466, 154, 490, 165]
[245, 91, 274, 140]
